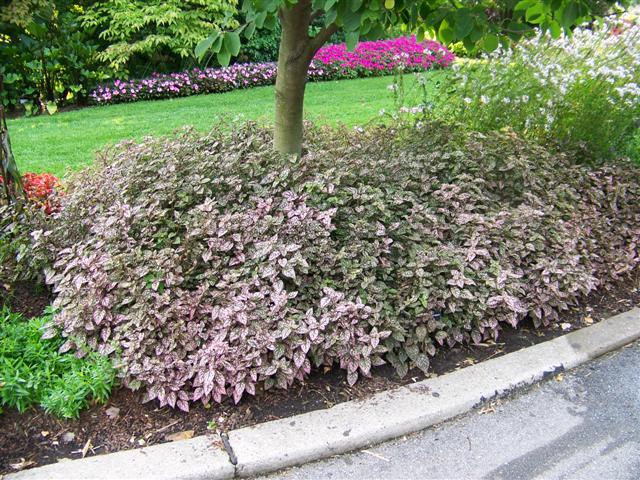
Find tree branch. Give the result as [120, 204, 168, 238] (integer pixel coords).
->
[307, 23, 339, 56]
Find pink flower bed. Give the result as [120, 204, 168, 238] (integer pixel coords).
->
[315, 37, 454, 72]
[90, 37, 454, 105]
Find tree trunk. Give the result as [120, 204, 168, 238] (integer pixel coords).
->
[0, 75, 23, 206]
[273, 1, 313, 155]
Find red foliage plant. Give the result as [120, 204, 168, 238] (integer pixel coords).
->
[0, 172, 62, 214]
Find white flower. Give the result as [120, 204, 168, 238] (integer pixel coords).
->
[480, 95, 490, 104]
[502, 97, 511, 104]
[464, 97, 473, 104]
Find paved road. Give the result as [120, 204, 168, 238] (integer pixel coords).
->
[264, 341, 640, 480]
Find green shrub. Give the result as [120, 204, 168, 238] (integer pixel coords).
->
[625, 129, 640, 164]
[36, 122, 640, 410]
[429, 18, 640, 161]
[81, 0, 239, 71]
[239, 25, 282, 63]
[0, 308, 115, 418]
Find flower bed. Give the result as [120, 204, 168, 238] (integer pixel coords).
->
[89, 37, 454, 105]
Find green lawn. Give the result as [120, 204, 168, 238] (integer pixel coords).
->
[8, 73, 437, 177]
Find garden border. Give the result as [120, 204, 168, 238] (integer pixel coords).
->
[7, 307, 640, 480]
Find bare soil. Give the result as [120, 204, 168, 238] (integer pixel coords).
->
[1, 273, 639, 474]
[0, 281, 50, 318]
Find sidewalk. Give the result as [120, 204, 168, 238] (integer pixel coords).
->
[264, 341, 640, 480]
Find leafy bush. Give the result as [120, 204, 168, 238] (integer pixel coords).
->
[239, 26, 282, 63]
[37, 122, 640, 411]
[433, 18, 640, 160]
[0, 308, 115, 418]
[89, 37, 454, 105]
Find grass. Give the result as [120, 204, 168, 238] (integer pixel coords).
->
[8, 73, 439, 177]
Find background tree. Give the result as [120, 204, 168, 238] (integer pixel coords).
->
[197, 0, 628, 155]
[81, 0, 239, 73]
[1, 0, 110, 111]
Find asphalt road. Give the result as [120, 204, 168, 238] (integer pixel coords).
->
[264, 341, 640, 480]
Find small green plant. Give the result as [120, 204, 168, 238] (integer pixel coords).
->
[0, 307, 116, 418]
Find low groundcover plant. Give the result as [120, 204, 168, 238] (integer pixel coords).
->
[36, 122, 640, 411]
[89, 36, 454, 106]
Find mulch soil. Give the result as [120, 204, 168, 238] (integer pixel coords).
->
[1, 281, 51, 319]
[1, 272, 639, 474]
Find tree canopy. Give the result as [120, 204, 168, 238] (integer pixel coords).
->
[197, 0, 627, 67]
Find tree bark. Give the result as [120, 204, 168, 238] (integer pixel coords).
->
[273, 2, 340, 155]
[0, 75, 23, 206]
[273, 1, 313, 155]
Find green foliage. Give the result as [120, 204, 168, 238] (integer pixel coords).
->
[0, 0, 52, 27]
[239, 25, 282, 62]
[238, 19, 345, 63]
[0, 308, 116, 418]
[197, 0, 627, 63]
[82, 0, 239, 71]
[625, 130, 640, 164]
[0, 1, 112, 111]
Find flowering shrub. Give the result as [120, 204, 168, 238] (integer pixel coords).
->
[89, 37, 453, 105]
[37, 122, 640, 411]
[431, 18, 640, 160]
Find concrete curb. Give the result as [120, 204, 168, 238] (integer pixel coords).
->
[5, 434, 234, 480]
[8, 308, 640, 480]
